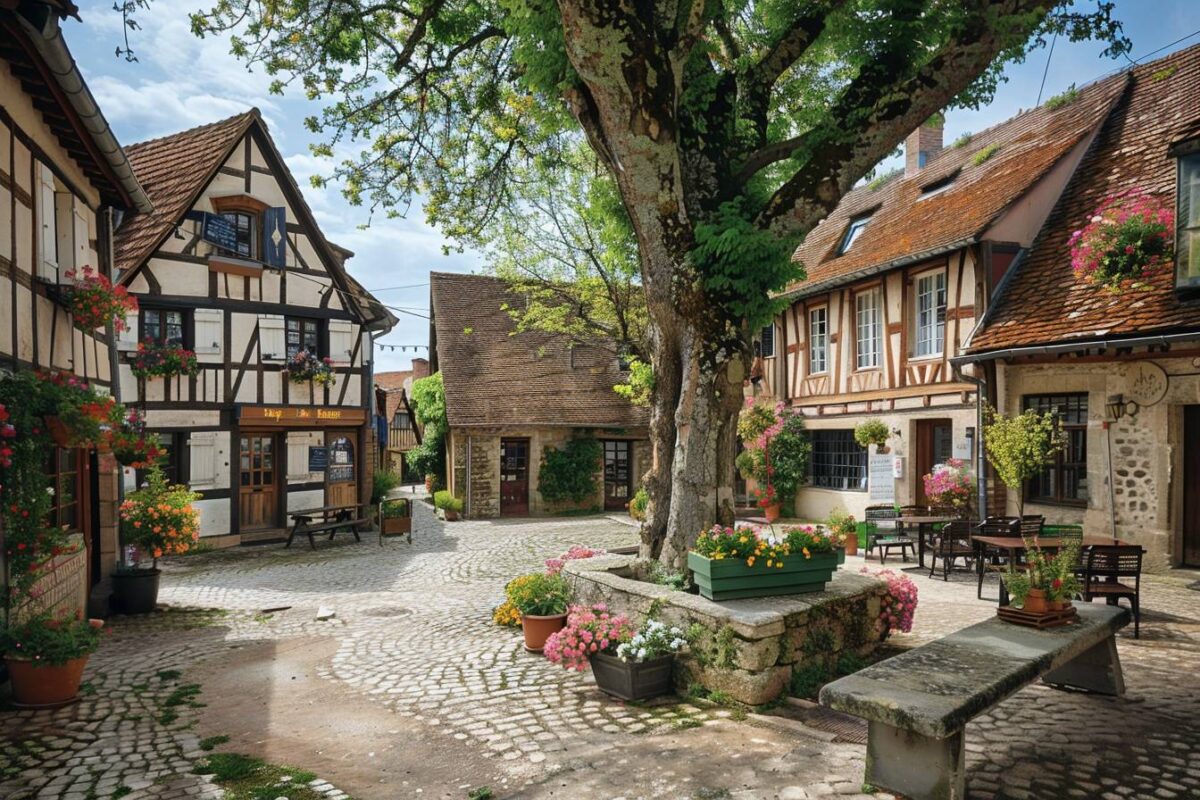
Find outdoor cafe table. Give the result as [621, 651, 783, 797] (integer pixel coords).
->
[972, 534, 1129, 606]
[895, 515, 957, 569]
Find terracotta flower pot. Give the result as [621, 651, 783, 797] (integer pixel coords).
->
[44, 415, 72, 447]
[843, 538, 858, 557]
[1022, 588, 1048, 614]
[521, 613, 567, 653]
[5, 654, 90, 708]
[763, 503, 781, 523]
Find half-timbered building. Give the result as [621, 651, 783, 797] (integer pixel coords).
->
[761, 72, 1127, 520]
[1, 0, 152, 610]
[430, 273, 649, 518]
[962, 45, 1200, 570]
[112, 109, 394, 544]
[376, 361, 427, 478]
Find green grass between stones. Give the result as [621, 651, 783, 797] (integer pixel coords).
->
[192, 753, 325, 800]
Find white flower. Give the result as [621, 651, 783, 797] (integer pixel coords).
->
[46, 486, 55, 496]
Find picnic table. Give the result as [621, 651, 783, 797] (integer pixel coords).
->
[285, 503, 368, 549]
[895, 514, 957, 569]
[973, 534, 1129, 605]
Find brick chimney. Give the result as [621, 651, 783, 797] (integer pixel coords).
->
[904, 118, 944, 177]
[411, 357, 430, 380]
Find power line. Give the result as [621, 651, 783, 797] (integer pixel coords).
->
[1036, 31, 1058, 105]
[364, 282, 430, 292]
[1128, 28, 1200, 65]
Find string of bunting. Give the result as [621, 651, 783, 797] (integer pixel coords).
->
[374, 343, 430, 352]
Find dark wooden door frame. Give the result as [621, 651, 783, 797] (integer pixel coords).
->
[915, 418, 954, 507]
[238, 431, 281, 532]
[1183, 406, 1200, 566]
[324, 431, 358, 508]
[602, 439, 633, 511]
[500, 438, 530, 517]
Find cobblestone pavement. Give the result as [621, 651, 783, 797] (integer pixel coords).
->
[1, 504, 1198, 800]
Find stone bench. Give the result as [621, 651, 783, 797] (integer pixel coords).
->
[818, 603, 1130, 800]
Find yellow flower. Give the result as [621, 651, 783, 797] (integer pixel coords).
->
[802, 547, 811, 559]
[766, 559, 773, 567]
[746, 557, 755, 566]
[776, 562, 784, 569]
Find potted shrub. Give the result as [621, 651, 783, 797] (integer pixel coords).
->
[284, 350, 336, 387]
[380, 498, 412, 537]
[1001, 537, 1081, 616]
[114, 465, 202, 613]
[687, 524, 843, 601]
[854, 420, 891, 453]
[433, 490, 463, 521]
[736, 400, 811, 522]
[827, 509, 858, 556]
[1, 612, 104, 707]
[922, 458, 975, 518]
[506, 573, 571, 652]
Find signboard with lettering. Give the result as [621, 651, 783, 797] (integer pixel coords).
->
[201, 212, 239, 253]
[308, 446, 328, 472]
[868, 454, 896, 504]
[239, 406, 367, 427]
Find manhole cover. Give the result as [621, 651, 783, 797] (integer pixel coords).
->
[794, 705, 869, 744]
[361, 607, 413, 619]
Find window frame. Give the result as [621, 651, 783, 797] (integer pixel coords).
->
[136, 433, 187, 487]
[810, 430, 868, 492]
[808, 306, 828, 375]
[285, 316, 323, 359]
[837, 215, 871, 255]
[217, 210, 259, 261]
[1022, 393, 1089, 507]
[913, 269, 948, 359]
[46, 447, 80, 532]
[1176, 151, 1200, 290]
[854, 287, 882, 370]
[139, 308, 191, 348]
[760, 324, 776, 358]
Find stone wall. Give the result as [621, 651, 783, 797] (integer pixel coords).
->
[563, 555, 888, 705]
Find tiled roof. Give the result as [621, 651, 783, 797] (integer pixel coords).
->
[430, 272, 649, 429]
[115, 110, 256, 275]
[785, 73, 1127, 297]
[970, 45, 1200, 352]
[380, 388, 410, 424]
[375, 371, 413, 392]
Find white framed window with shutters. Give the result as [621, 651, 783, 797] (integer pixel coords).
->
[855, 288, 882, 369]
[913, 270, 947, 358]
[808, 306, 828, 374]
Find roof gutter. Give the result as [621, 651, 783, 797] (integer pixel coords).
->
[778, 237, 977, 302]
[16, 11, 152, 213]
[952, 331, 1200, 366]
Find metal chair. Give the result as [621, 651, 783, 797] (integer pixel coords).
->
[929, 520, 975, 581]
[1081, 545, 1144, 638]
[864, 505, 915, 564]
[974, 517, 1020, 599]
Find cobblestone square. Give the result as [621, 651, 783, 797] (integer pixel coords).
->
[2, 502, 1198, 799]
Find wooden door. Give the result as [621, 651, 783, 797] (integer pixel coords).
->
[500, 438, 529, 516]
[1183, 407, 1200, 565]
[603, 440, 632, 511]
[915, 419, 954, 507]
[239, 434, 277, 530]
[326, 435, 358, 507]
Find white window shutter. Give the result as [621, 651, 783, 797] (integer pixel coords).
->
[287, 438, 311, 481]
[328, 320, 354, 365]
[72, 202, 89, 272]
[258, 314, 286, 361]
[361, 332, 371, 364]
[38, 164, 57, 282]
[193, 309, 223, 354]
[53, 192, 72, 284]
[116, 310, 138, 351]
[189, 432, 218, 487]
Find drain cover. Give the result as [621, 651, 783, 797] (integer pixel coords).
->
[794, 705, 869, 744]
[361, 607, 413, 618]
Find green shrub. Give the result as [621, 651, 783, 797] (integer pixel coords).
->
[971, 143, 1001, 166]
[538, 436, 602, 504]
[0, 614, 101, 666]
[505, 573, 571, 616]
[1044, 84, 1078, 110]
[371, 470, 403, 504]
[433, 490, 463, 513]
[629, 486, 649, 520]
[381, 498, 410, 518]
[951, 131, 973, 148]
[853, 420, 889, 449]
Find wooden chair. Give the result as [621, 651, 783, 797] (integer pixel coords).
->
[864, 505, 916, 564]
[974, 517, 1020, 599]
[1019, 515, 1044, 538]
[929, 520, 975, 581]
[1081, 545, 1144, 638]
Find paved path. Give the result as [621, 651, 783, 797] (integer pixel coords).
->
[1, 506, 1198, 800]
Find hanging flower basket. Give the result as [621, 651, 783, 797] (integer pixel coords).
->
[63, 266, 138, 333]
[285, 350, 336, 387]
[1070, 191, 1174, 292]
[107, 410, 161, 468]
[130, 340, 199, 380]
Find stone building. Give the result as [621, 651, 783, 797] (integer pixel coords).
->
[1, 0, 152, 613]
[961, 45, 1200, 570]
[759, 70, 1125, 520]
[429, 272, 649, 518]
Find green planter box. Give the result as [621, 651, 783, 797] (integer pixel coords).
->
[687, 549, 844, 602]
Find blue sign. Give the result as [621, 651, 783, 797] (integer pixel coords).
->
[201, 213, 239, 254]
[308, 446, 328, 472]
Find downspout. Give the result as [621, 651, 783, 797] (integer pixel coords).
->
[465, 435, 472, 518]
[104, 207, 127, 559]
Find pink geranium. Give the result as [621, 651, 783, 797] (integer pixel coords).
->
[544, 545, 606, 575]
[861, 567, 918, 635]
[543, 603, 633, 671]
[1070, 190, 1174, 292]
[922, 458, 975, 513]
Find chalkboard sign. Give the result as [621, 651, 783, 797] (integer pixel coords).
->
[308, 446, 328, 472]
[201, 212, 239, 253]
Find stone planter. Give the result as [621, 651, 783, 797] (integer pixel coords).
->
[521, 613, 566, 653]
[590, 652, 674, 701]
[112, 568, 160, 614]
[687, 550, 843, 602]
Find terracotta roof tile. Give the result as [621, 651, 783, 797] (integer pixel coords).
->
[786, 74, 1127, 297]
[114, 110, 256, 275]
[375, 371, 413, 392]
[970, 45, 1200, 352]
[430, 273, 649, 429]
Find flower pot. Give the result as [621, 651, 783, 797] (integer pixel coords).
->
[444, 509, 460, 521]
[763, 503, 781, 523]
[44, 415, 72, 447]
[5, 654, 90, 708]
[687, 550, 841, 601]
[112, 568, 161, 614]
[1021, 588, 1048, 614]
[521, 613, 567, 653]
[589, 652, 674, 701]
[1047, 598, 1071, 612]
[842, 538, 858, 557]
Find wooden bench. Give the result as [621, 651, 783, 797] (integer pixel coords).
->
[819, 603, 1129, 800]
[285, 505, 367, 550]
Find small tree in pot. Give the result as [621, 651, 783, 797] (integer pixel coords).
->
[115, 465, 202, 613]
[983, 405, 1065, 517]
[854, 420, 891, 453]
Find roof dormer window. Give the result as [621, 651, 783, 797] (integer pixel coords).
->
[838, 214, 872, 254]
[1176, 150, 1200, 290]
[918, 170, 960, 200]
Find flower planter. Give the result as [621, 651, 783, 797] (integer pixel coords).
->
[381, 516, 411, 536]
[521, 613, 567, 653]
[842, 537, 858, 557]
[1021, 588, 1048, 614]
[112, 568, 161, 614]
[5, 654, 90, 708]
[687, 550, 842, 601]
[44, 415, 72, 447]
[444, 509, 460, 522]
[589, 652, 674, 701]
[763, 503, 781, 523]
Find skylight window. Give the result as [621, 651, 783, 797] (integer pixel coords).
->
[918, 170, 960, 200]
[838, 215, 871, 254]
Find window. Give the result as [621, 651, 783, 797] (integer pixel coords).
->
[918, 170, 960, 200]
[914, 271, 946, 357]
[760, 325, 775, 358]
[1023, 394, 1088, 505]
[809, 307, 828, 374]
[46, 448, 79, 531]
[219, 211, 257, 260]
[1177, 153, 1200, 288]
[141, 309, 187, 346]
[810, 430, 867, 491]
[137, 434, 182, 486]
[838, 215, 871, 254]
[855, 289, 881, 369]
[286, 317, 321, 358]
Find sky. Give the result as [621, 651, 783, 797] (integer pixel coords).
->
[65, 0, 1200, 374]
